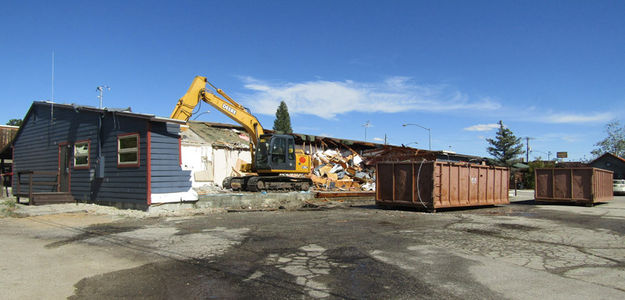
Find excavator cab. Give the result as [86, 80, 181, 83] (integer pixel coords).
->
[254, 134, 297, 173]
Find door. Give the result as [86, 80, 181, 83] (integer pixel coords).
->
[269, 136, 295, 171]
[59, 144, 71, 192]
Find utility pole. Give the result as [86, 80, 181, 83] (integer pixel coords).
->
[525, 137, 534, 162]
[526, 137, 530, 162]
[51, 51, 55, 102]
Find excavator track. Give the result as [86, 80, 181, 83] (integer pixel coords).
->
[224, 176, 311, 192]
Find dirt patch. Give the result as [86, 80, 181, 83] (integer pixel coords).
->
[45, 224, 143, 248]
[464, 228, 500, 237]
[496, 223, 540, 231]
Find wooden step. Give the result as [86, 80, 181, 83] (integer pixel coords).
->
[31, 192, 75, 205]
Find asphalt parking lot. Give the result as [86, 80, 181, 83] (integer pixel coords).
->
[1, 190, 624, 299]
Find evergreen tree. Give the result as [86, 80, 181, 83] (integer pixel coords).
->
[273, 101, 292, 134]
[486, 120, 525, 167]
[591, 120, 625, 158]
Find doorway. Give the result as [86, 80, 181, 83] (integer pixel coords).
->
[59, 144, 71, 192]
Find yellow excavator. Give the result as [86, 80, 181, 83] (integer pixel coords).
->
[170, 76, 312, 192]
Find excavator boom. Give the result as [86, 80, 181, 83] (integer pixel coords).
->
[170, 76, 312, 192]
[170, 76, 264, 145]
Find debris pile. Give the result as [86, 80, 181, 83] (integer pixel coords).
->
[194, 182, 229, 194]
[310, 149, 375, 191]
[360, 146, 435, 167]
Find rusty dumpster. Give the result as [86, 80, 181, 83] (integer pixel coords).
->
[534, 168, 613, 206]
[376, 161, 509, 212]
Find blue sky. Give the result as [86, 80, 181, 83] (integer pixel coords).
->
[1, 0, 624, 161]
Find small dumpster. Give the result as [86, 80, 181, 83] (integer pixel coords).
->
[376, 161, 509, 212]
[534, 168, 613, 206]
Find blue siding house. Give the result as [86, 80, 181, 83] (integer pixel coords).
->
[12, 101, 195, 209]
[590, 153, 625, 180]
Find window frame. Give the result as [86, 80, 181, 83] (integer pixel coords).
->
[73, 140, 91, 170]
[288, 139, 295, 161]
[117, 133, 141, 168]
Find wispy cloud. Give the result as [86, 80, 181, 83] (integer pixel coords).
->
[373, 137, 384, 141]
[464, 123, 500, 131]
[536, 133, 584, 143]
[539, 112, 614, 124]
[238, 76, 501, 119]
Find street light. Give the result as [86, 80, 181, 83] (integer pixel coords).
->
[402, 123, 431, 150]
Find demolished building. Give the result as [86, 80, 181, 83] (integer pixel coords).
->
[181, 121, 487, 193]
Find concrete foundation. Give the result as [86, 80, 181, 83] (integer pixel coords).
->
[148, 191, 315, 213]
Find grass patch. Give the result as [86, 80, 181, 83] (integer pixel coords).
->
[1, 198, 19, 217]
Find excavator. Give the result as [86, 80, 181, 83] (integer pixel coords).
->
[170, 76, 313, 192]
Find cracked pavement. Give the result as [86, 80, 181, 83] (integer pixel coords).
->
[1, 191, 624, 299]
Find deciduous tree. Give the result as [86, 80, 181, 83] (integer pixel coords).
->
[591, 120, 625, 158]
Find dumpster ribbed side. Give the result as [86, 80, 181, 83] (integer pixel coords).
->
[535, 168, 613, 205]
[376, 161, 508, 211]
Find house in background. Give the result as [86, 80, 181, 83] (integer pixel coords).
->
[1, 125, 19, 191]
[590, 153, 625, 179]
[11, 101, 196, 209]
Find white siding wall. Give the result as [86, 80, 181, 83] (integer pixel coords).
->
[181, 144, 213, 188]
[212, 148, 251, 187]
[181, 145, 251, 188]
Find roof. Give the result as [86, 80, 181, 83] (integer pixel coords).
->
[31, 101, 186, 124]
[186, 121, 250, 150]
[184, 121, 487, 165]
[590, 152, 625, 165]
[512, 162, 530, 169]
[5, 101, 187, 156]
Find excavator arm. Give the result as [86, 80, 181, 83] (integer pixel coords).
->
[170, 76, 264, 146]
[170, 76, 312, 191]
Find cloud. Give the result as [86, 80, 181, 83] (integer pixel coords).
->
[463, 123, 500, 131]
[237, 77, 501, 119]
[540, 112, 614, 124]
[373, 137, 384, 141]
[536, 133, 583, 143]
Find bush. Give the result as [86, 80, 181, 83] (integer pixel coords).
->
[524, 161, 556, 189]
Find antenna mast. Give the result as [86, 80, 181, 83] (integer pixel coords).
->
[96, 85, 110, 109]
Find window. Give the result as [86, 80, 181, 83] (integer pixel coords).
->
[74, 141, 90, 169]
[288, 139, 295, 160]
[118, 133, 140, 167]
[271, 138, 286, 163]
